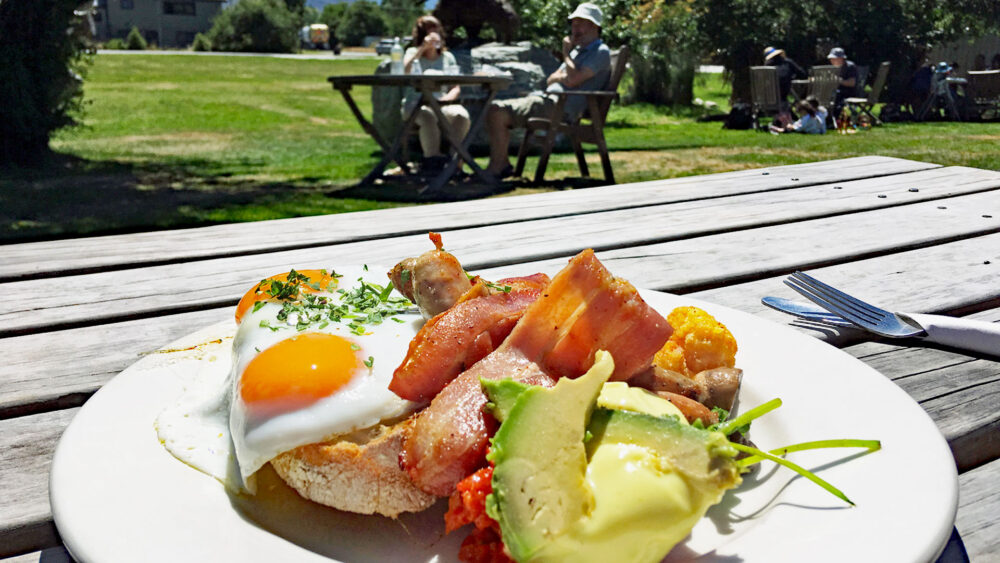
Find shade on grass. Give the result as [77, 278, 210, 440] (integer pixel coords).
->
[2, 54, 997, 241]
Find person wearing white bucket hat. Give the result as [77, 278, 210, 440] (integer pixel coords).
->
[484, 2, 612, 178]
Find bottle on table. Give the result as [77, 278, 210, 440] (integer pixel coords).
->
[390, 37, 403, 74]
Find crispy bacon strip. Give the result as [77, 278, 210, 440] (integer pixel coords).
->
[401, 249, 672, 496]
[390, 274, 550, 402]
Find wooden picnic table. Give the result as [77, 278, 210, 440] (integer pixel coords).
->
[328, 74, 512, 193]
[2, 156, 998, 562]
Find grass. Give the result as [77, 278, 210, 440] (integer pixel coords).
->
[2, 54, 998, 242]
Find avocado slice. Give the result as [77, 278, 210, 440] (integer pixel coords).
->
[482, 378, 533, 424]
[483, 351, 743, 563]
[483, 351, 614, 562]
[586, 407, 742, 494]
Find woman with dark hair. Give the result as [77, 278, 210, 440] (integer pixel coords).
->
[401, 15, 470, 171]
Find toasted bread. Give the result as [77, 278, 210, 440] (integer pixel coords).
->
[270, 415, 436, 518]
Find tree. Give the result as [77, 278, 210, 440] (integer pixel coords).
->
[320, 3, 349, 32]
[336, 1, 387, 47]
[693, 0, 979, 103]
[207, 0, 299, 53]
[0, 0, 92, 166]
[382, 0, 426, 38]
[125, 26, 148, 50]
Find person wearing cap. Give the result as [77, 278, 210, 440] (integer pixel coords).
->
[763, 46, 806, 103]
[827, 47, 860, 112]
[484, 2, 612, 178]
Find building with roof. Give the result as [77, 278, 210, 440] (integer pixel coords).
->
[92, 0, 226, 47]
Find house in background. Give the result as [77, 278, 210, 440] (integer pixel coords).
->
[92, 0, 226, 47]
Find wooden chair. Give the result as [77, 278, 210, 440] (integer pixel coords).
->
[514, 46, 630, 184]
[749, 65, 782, 130]
[807, 65, 840, 126]
[845, 61, 890, 126]
[966, 70, 1000, 120]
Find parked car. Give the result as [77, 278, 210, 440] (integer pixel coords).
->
[375, 38, 395, 56]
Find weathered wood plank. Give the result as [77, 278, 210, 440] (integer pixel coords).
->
[0, 409, 76, 558]
[0, 308, 228, 420]
[2, 216, 999, 418]
[2, 171, 997, 337]
[0, 156, 937, 281]
[956, 457, 1000, 561]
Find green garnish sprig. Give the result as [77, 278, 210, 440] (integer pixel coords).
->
[715, 398, 881, 506]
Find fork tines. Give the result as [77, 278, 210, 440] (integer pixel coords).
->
[784, 271, 885, 327]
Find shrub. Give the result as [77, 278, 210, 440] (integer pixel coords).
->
[0, 0, 92, 166]
[191, 32, 212, 52]
[125, 26, 148, 50]
[207, 0, 298, 53]
[105, 38, 126, 50]
[336, 1, 387, 47]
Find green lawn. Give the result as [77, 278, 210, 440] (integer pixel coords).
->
[2, 54, 998, 242]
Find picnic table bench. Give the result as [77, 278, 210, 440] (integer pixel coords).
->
[2, 156, 999, 561]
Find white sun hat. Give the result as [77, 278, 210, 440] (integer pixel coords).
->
[568, 3, 603, 28]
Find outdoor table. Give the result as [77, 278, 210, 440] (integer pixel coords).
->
[2, 156, 999, 561]
[328, 73, 512, 193]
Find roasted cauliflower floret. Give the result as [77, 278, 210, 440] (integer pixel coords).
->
[654, 306, 737, 376]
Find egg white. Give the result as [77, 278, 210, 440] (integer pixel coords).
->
[156, 265, 422, 492]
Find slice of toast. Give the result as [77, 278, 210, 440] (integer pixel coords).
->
[270, 415, 436, 518]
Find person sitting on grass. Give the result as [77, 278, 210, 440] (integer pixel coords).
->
[401, 15, 470, 173]
[770, 97, 827, 134]
[483, 2, 611, 179]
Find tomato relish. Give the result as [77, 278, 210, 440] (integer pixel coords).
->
[445, 466, 512, 563]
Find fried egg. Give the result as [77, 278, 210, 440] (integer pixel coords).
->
[156, 266, 422, 492]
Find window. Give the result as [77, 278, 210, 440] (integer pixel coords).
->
[120, 0, 132, 9]
[163, 2, 196, 15]
[176, 31, 196, 45]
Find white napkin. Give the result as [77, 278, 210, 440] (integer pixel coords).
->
[906, 313, 1000, 357]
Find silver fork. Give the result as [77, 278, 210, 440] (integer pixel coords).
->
[784, 271, 923, 337]
[783, 271, 1000, 356]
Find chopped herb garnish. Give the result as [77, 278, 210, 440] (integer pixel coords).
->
[363, 356, 374, 368]
[485, 281, 513, 293]
[350, 343, 361, 351]
[252, 301, 266, 313]
[247, 269, 413, 333]
[400, 269, 411, 285]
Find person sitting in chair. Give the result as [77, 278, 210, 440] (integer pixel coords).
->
[764, 46, 807, 103]
[484, 2, 611, 178]
[827, 47, 861, 115]
[401, 15, 471, 172]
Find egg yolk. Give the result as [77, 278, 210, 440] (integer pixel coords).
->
[235, 269, 339, 324]
[240, 332, 361, 408]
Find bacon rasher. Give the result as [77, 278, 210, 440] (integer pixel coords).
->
[401, 249, 673, 496]
[389, 274, 550, 402]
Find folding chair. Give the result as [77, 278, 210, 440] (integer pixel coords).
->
[845, 61, 890, 126]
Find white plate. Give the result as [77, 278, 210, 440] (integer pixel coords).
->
[50, 290, 958, 562]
